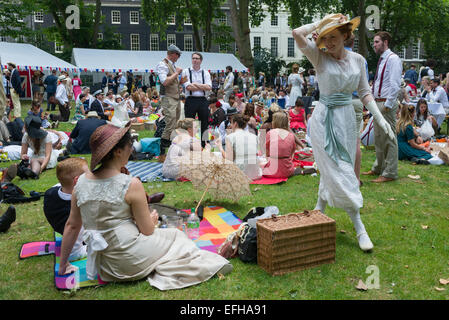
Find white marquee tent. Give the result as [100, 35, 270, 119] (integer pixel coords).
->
[71, 47, 249, 73]
[0, 42, 78, 72]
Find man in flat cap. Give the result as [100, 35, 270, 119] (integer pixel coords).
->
[155, 44, 187, 153]
[7, 62, 22, 119]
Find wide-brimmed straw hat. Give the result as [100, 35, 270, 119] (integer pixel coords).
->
[89, 121, 131, 170]
[316, 14, 360, 49]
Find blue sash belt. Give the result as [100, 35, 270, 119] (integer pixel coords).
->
[319, 93, 353, 164]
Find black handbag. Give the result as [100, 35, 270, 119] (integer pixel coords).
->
[238, 224, 258, 263]
[16, 160, 37, 180]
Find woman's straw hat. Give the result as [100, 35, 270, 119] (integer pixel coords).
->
[316, 14, 360, 49]
[89, 121, 131, 170]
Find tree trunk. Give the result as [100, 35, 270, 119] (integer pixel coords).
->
[357, 0, 368, 58]
[229, 0, 253, 73]
[92, 0, 102, 48]
[185, 0, 202, 51]
[204, 0, 213, 52]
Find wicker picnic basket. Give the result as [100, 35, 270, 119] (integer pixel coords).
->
[256, 210, 336, 276]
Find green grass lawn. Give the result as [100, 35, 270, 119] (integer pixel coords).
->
[0, 100, 448, 300]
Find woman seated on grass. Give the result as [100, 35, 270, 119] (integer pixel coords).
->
[414, 98, 438, 134]
[162, 118, 202, 180]
[72, 94, 87, 121]
[288, 97, 307, 132]
[262, 111, 302, 178]
[21, 115, 53, 178]
[397, 104, 444, 165]
[243, 103, 258, 135]
[58, 121, 232, 291]
[219, 113, 262, 181]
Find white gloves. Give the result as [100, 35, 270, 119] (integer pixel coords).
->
[365, 100, 396, 140]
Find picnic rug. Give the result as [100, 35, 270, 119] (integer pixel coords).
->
[18, 206, 241, 290]
[250, 176, 288, 185]
[125, 161, 173, 182]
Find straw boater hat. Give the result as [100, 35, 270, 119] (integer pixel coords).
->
[315, 14, 360, 49]
[89, 121, 132, 170]
[7, 62, 16, 68]
[86, 111, 100, 118]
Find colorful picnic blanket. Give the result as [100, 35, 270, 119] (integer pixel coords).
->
[19, 206, 241, 290]
[183, 206, 242, 253]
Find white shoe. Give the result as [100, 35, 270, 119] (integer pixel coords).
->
[357, 232, 373, 252]
[68, 245, 88, 262]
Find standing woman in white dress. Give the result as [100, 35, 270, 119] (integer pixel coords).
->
[287, 64, 304, 108]
[292, 14, 394, 251]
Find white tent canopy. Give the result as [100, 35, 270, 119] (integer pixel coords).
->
[0, 42, 78, 72]
[72, 48, 248, 73]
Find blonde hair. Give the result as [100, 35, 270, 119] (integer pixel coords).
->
[272, 111, 289, 130]
[292, 64, 299, 73]
[396, 104, 415, 133]
[56, 158, 88, 188]
[176, 118, 195, 131]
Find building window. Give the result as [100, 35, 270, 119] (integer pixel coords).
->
[55, 41, 64, 54]
[130, 11, 139, 24]
[14, 13, 24, 23]
[97, 33, 103, 41]
[34, 11, 44, 23]
[398, 47, 406, 59]
[150, 34, 159, 50]
[253, 36, 261, 48]
[218, 15, 227, 25]
[168, 14, 175, 25]
[219, 44, 230, 53]
[0, 36, 7, 42]
[271, 15, 278, 26]
[111, 11, 121, 24]
[413, 40, 420, 60]
[184, 34, 193, 51]
[202, 34, 206, 48]
[130, 34, 140, 51]
[184, 16, 192, 25]
[167, 34, 176, 47]
[287, 37, 295, 57]
[271, 37, 278, 57]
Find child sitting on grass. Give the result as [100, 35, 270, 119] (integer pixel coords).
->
[43, 157, 89, 261]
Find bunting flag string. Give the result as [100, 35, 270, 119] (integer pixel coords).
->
[2, 65, 248, 74]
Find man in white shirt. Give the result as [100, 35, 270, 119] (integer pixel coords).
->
[182, 52, 212, 147]
[50, 75, 71, 122]
[223, 66, 234, 102]
[427, 78, 449, 114]
[363, 31, 402, 183]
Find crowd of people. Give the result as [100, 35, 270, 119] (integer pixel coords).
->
[1, 12, 449, 293]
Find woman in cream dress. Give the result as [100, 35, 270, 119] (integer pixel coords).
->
[292, 14, 394, 251]
[58, 122, 232, 290]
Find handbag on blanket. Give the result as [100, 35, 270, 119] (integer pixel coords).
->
[218, 223, 247, 259]
[238, 223, 258, 263]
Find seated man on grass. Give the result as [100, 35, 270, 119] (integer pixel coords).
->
[43, 157, 89, 261]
